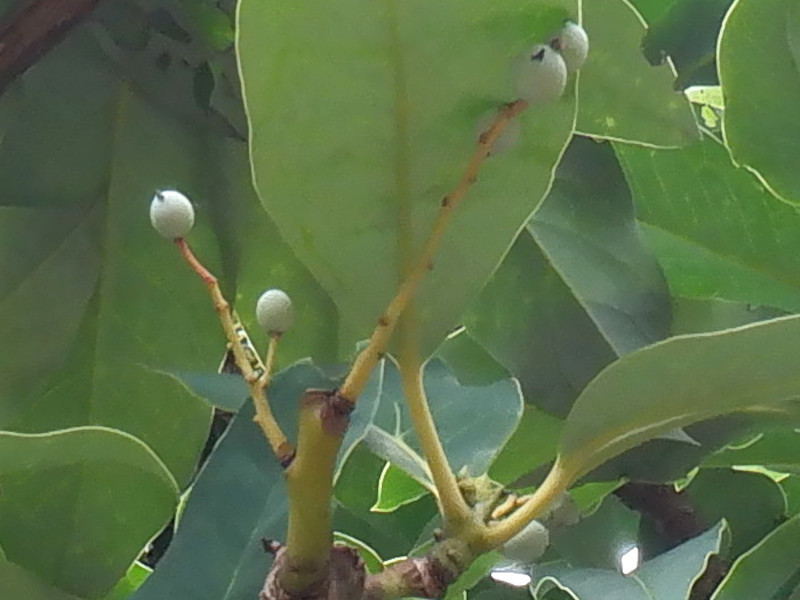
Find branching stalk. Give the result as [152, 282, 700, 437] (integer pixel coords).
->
[338, 99, 529, 404]
[478, 458, 574, 551]
[175, 238, 293, 465]
[397, 317, 472, 530]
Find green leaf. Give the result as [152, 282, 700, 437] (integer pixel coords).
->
[153, 371, 250, 413]
[467, 137, 670, 417]
[435, 329, 509, 387]
[577, 0, 700, 146]
[532, 521, 727, 600]
[719, 0, 800, 204]
[444, 551, 503, 600]
[704, 430, 800, 473]
[711, 515, 800, 600]
[333, 444, 439, 560]
[102, 562, 152, 600]
[672, 298, 787, 336]
[0, 427, 178, 598]
[133, 362, 381, 600]
[558, 315, 800, 480]
[641, 0, 733, 88]
[551, 496, 640, 571]
[373, 463, 429, 512]
[0, 27, 336, 487]
[616, 135, 800, 313]
[686, 469, 787, 556]
[782, 476, 800, 517]
[466, 227, 617, 418]
[332, 532, 383, 575]
[489, 406, 562, 485]
[0, 559, 83, 600]
[530, 137, 671, 356]
[237, 0, 578, 356]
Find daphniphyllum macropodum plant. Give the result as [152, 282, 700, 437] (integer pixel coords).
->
[150, 20, 591, 600]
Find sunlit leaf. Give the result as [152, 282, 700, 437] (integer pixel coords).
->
[719, 0, 800, 204]
[577, 0, 700, 146]
[558, 315, 800, 480]
[617, 135, 800, 313]
[238, 0, 578, 356]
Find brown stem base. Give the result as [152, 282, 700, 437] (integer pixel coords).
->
[261, 545, 366, 600]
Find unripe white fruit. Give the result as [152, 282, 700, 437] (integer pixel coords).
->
[256, 289, 294, 335]
[475, 110, 522, 154]
[513, 44, 567, 105]
[150, 190, 195, 239]
[501, 519, 550, 564]
[551, 21, 589, 73]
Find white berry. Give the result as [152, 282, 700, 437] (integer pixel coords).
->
[551, 21, 589, 73]
[501, 519, 550, 564]
[256, 289, 294, 335]
[476, 110, 522, 154]
[513, 44, 567, 105]
[150, 190, 195, 239]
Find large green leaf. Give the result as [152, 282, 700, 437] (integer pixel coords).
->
[489, 406, 562, 485]
[0, 559, 82, 600]
[530, 137, 671, 355]
[0, 427, 178, 598]
[237, 0, 578, 356]
[711, 515, 800, 600]
[532, 522, 727, 600]
[550, 496, 640, 571]
[719, 0, 800, 204]
[576, 0, 700, 146]
[0, 23, 336, 486]
[467, 137, 670, 417]
[133, 362, 382, 600]
[686, 469, 787, 557]
[558, 315, 800, 480]
[616, 135, 800, 313]
[466, 228, 617, 417]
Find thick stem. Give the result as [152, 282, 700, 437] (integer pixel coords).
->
[363, 537, 474, 600]
[281, 390, 352, 594]
[337, 100, 529, 405]
[175, 238, 293, 464]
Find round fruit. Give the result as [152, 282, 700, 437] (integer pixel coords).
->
[500, 519, 550, 564]
[256, 289, 294, 335]
[149, 190, 195, 239]
[551, 21, 589, 73]
[512, 43, 568, 104]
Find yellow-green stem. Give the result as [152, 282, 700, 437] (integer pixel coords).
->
[175, 238, 292, 463]
[338, 100, 529, 405]
[282, 392, 343, 592]
[397, 316, 472, 531]
[479, 458, 573, 551]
